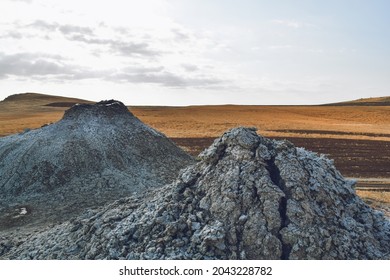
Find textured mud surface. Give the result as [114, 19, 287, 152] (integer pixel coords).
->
[0, 100, 193, 229]
[2, 128, 389, 260]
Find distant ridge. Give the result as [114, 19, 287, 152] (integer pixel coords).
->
[2, 92, 93, 107]
[322, 96, 390, 106]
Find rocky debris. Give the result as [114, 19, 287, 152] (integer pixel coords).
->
[2, 127, 389, 259]
[0, 100, 193, 229]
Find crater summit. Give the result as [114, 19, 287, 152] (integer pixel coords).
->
[62, 100, 133, 121]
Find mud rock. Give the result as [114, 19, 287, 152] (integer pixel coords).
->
[2, 127, 389, 259]
[0, 100, 193, 228]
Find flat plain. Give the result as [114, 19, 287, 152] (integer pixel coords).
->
[1, 93, 389, 213]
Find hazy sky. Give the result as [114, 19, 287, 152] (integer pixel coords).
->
[0, 0, 389, 105]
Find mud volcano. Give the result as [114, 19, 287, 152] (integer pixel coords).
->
[0, 100, 193, 228]
[2, 127, 389, 259]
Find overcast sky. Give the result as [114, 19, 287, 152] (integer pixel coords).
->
[0, 0, 389, 105]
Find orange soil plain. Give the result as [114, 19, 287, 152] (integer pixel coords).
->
[1, 93, 389, 141]
[129, 105, 390, 141]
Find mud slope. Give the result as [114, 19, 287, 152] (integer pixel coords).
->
[3, 128, 389, 259]
[0, 100, 193, 229]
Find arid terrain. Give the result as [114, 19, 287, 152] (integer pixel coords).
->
[0, 93, 389, 213]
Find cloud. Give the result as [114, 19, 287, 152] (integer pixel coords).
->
[65, 34, 110, 45]
[0, 52, 107, 80]
[28, 20, 94, 35]
[0, 52, 223, 89]
[0, 52, 64, 78]
[67, 34, 160, 57]
[112, 41, 159, 57]
[171, 28, 190, 41]
[22, 20, 160, 58]
[181, 63, 199, 72]
[28, 20, 58, 31]
[0, 17, 229, 89]
[0, 30, 24, 39]
[110, 68, 222, 88]
[58, 25, 94, 35]
[121, 65, 165, 74]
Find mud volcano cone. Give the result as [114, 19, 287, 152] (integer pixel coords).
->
[0, 100, 193, 228]
[3, 127, 388, 259]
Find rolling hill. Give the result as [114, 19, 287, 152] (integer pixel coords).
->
[324, 96, 390, 106]
[1, 92, 92, 109]
[0, 93, 93, 136]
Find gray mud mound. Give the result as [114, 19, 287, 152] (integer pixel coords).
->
[0, 100, 193, 229]
[2, 127, 389, 259]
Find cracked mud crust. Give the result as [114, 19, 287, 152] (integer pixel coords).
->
[2, 127, 389, 260]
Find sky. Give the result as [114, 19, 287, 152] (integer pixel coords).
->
[0, 0, 389, 105]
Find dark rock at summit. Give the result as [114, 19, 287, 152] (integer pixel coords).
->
[0, 100, 193, 229]
[61, 100, 131, 120]
[3, 127, 389, 260]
